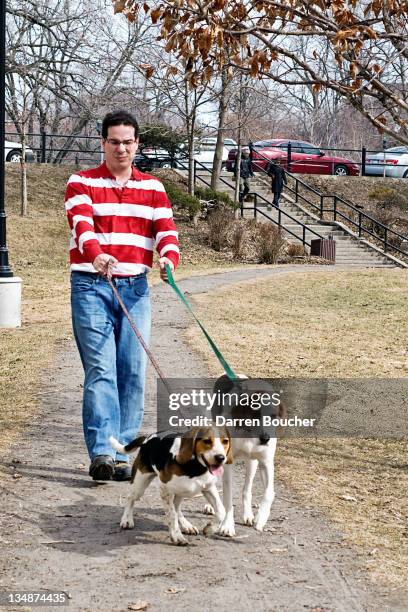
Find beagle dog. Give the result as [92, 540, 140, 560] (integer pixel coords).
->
[205, 375, 284, 536]
[110, 426, 232, 545]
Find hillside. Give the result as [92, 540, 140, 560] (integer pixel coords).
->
[298, 174, 408, 237]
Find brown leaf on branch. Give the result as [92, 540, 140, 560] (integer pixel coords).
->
[350, 62, 359, 79]
[113, 0, 126, 13]
[151, 7, 162, 23]
[250, 56, 259, 78]
[112, 0, 408, 144]
[166, 65, 179, 77]
[139, 63, 154, 78]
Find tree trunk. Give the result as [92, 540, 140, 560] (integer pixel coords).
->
[211, 69, 230, 190]
[20, 80, 28, 216]
[184, 82, 196, 195]
[20, 157, 28, 216]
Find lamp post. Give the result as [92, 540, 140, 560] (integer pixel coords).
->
[0, 0, 22, 327]
[0, 0, 11, 278]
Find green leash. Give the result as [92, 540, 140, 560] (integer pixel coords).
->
[165, 264, 237, 381]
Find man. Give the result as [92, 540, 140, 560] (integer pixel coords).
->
[65, 110, 179, 481]
[266, 158, 287, 208]
[234, 149, 254, 203]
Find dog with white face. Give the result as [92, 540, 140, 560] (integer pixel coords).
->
[110, 426, 232, 545]
[205, 374, 283, 536]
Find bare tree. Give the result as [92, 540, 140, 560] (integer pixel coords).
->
[6, 0, 157, 162]
[115, 0, 408, 144]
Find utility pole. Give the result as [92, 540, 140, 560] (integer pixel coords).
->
[0, 0, 22, 327]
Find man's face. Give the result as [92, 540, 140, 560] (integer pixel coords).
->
[102, 124, 139, 171]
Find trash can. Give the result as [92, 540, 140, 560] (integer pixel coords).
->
[310, 238, 336, 263]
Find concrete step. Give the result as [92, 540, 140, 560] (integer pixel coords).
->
[185, 168, 400, 268]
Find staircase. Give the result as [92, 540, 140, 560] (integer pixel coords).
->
[194, 168, 405, 268]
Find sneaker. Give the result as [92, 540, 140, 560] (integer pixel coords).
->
[89, 455, 114, 481]
[113, 461, 132, 482]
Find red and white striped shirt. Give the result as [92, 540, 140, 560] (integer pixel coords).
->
[65, 162, 179, 276]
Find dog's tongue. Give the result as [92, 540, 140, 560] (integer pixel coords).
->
[210, 465, 224, 478]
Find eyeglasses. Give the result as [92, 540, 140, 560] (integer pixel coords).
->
[105, 138, 137, 147]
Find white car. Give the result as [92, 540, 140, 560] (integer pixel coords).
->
[5, 139, 35, 162]
[365, 146, 408, 178]
[194, 137, 237, 168]
[385, 148, 408, 178]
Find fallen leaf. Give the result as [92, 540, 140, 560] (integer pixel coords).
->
[339, 494, 358, 502]
[128, 602, 149, 611]
[269, 547, 288, 553]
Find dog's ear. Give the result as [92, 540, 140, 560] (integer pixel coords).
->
[224, 427, 234, 465]
[176, 428, 198, 464]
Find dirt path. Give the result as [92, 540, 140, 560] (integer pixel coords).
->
[0, 266, 405, 612]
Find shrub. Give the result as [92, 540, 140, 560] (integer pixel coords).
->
[207, 206, 235, 251]
[368, 186, 408, 209]
[161, 179, 201, 219]
[255, 223, 286, 263]
[369, 204, 396, 228]
[286, 242, 307, 257]
[195, 185, 236, 209]
[231, 222, 247, 259]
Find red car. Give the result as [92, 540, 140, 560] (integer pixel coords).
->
[226, 139, 360, 176]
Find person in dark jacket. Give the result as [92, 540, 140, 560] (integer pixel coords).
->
[266, 158, 287, 207]
[234, 150, 254, 203]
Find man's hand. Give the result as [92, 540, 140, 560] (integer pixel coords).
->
[159, 257, 174, 282]
[93, 254, 118, 279]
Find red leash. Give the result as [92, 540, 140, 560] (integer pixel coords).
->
[107, 277, 171, 394]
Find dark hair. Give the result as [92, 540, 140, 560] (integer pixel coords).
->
[101, 110, 139, 139]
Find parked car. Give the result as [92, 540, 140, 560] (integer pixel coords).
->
[5, 139, 35, 162]
[226, 139, 360, 176]
[194, 137, 237, 168]
[199, 137, 237, 150]
[133, 147, 185, 171]
[134, 137, 238, 171]
[365, 146, 408, 178]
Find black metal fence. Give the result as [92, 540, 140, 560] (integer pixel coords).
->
[5, 131, 102, 165]
[5, 131, 408, 177]
[243, 142, 408, 177]
[252, 148, 408, 262]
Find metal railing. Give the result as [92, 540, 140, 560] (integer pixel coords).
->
[224, 147, 407, 263]
[252, 149, 407, 260]
[288, 173, 407, 258]
[5, 131, 102, 164]
[243, 191, 325, 247]
[6, 130, 408, 174]
[246, 141, 408, 176]
[179, 158, 326, 248]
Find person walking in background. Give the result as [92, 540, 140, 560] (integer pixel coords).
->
[65, 110, 179, 482]
[234, 149, 254, 204]
[267, 158, 287, 208]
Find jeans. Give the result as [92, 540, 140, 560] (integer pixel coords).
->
[71, 272, 151, 462]
[273, 190, 282, 207]
[239, 177, 251, 203]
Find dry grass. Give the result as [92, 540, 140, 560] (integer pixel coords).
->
[0, 164, 264, 456]
[0, 165, 75, 453]
[185, 268, 408, 586]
